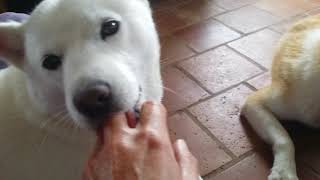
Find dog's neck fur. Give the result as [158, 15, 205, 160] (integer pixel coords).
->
[0, 66, 94, 179]
[0, 66, 94, 143]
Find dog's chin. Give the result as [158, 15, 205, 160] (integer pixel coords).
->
[67, 89, 143, 131]
[69, 108, 140, 131]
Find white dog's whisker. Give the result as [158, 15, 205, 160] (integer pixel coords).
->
[147, 84, 188, 101]
[55, 113, 71, 128]
[40, 109, 67, 129]
[53, 113, 69, 127]
[35, 133, 50, 153]
[147, 84, 178, 95]
[70, 122, 80, 138]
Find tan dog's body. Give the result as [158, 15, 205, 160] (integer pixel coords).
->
[242, 15, 320, 180]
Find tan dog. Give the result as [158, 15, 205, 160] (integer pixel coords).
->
[242, 15, 320, 180]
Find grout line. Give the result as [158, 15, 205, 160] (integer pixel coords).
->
[170, 109, 259, 178]
[155, 0, 313, 39]
[173, 25, 280, 62]
[308, 167, 320, 178]
[153, 2, 320, 178]
[151, 0, 194, 13]
[204, 150, 255, 178]
[173, 49, 266, 98]
[175, 65, 215, 96]
[167, 95, 213, 117]
[213, 3, 258, 17]
[210, 2, 227, 12]
[268, 27, 284, 34]
[165, 70, 264, 117]
[251, 4, 286, 19]
[160, 10, 289, 58]
[183, 109, 238, 159]
[213, 18, 245, 35]
[156, 4, 259, 38]
[157, 9, 228, 38]
[242, 81, 258, 92]
[156, 2, 257, 37]
[162, 12, 312, 77]
[301, 161, 320, 177]
[226, 44, 269, 72]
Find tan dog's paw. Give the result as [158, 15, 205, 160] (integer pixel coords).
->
[268, 167, 298, 180]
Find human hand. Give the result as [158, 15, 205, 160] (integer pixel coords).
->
[83, 102, 200, 180]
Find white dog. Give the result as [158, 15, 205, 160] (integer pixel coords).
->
[242, 15, 320, 180]
[0, 0, 163, 179]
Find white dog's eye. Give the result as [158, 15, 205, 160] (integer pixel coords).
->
[42, 54, 62, 71]
[101, 20, 120, 40]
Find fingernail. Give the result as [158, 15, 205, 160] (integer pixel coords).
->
[142, 101, 157, 110]
[144, 101, 155, 106]
[176, 139, 188, 149]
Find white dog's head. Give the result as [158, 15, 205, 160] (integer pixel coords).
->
[0, 0, 162, 129]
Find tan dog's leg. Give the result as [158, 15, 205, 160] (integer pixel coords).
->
[243, 89, 298, 180]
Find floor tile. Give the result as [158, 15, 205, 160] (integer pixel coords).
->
[228, 29, 281, 69]
[162, 67, 210, 113]
[151, 0, 191, 12]
[247, 72, 271, 90]
[285, 125, 320, 179]
[160, 35, 195, 65]
[169, 112, 232, 175]
[176, 19, 241, 52]
[254, 0, 319, 18]
[189, 85, 255, 156]
[306, 7, 320, 16]
[206, 153, 271, 180]
[149, 0, 320, 178]
[216, 6, 280, 33]
[297, 166, 320, 180]
[179, 46, 262, 94]
[211, 0, 258, 10]
[174, 0, 226, 24]
[297, 136, 320, 175]
[154, 9, 189, 36]
[269, 15, 307, 34]
[208, 148, 320, 180]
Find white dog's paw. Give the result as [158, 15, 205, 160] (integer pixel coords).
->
[268, 167, 298, 180]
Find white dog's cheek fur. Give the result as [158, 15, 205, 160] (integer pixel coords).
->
[62, 49, 140, 126]
[23, 67, 65, 113]
[65, 94, 89, 128]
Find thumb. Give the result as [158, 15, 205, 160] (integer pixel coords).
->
[174, 139, 200, 180]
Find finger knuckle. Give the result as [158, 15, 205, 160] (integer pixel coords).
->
[138, 129, 165, 149]
[158, 104, 168, 115]
[112, 140, 130, 151]
[191, 155, 199, 167]
[148, 135, 165, 149]
[184, 151, 198, 164]
[136, 130, 149, 140]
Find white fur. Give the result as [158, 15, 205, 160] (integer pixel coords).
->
[0, 0, 162, 179]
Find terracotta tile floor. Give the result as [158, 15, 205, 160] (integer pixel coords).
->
[151, 0, 320, 179]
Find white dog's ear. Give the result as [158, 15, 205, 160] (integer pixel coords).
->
[0, 21, 24, 68]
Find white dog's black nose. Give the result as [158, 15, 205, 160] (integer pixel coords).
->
[73, 82, 113, 120]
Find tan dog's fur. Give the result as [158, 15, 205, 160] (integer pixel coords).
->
[242, 15, 320, 180]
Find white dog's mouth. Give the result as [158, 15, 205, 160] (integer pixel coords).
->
[71, 83, 143, 130]
[133, 86, 143, 117]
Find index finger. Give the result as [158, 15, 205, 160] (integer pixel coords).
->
[104, 113, 129, 136]
[138, 101, 168, 130]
